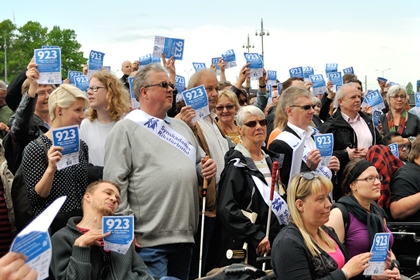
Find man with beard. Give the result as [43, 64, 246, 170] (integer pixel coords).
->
[50, 180, 154, 280]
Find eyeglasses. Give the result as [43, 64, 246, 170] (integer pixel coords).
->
[37, 90, 53, 97]
[272, 95, 279, 99]
[391, 95, 406, 100]
[290, 104, 315, 110]
[296, 172, 318, 197]
[244, 119, 267, 127]
[86, 86, 106, 92]
[398, 144, 408, 150]
[354, 175, 383, 183]
[215, 104, 235, 111]
[144, 82, 174, 89]
[239, 99, 248, 105]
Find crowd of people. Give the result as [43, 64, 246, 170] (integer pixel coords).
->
[0, 54, 418, 280]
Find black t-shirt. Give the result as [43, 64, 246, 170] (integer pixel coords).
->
[390, 162, 420, 222]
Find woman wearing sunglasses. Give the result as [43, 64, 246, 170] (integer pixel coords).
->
[215, 90, 241, 145]
[271, 171, 372, 279]
[207, 106, 288, 270]
[325, 159, 403, 279]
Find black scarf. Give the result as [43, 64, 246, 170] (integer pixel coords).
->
[338, 195, 387, 247]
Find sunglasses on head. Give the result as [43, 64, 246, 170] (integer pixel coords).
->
[290, 104, 316, 110]
[296, 172, 318, 196]
[144, 82, 174, 89]
[215, 105, 235, 111]
[244, 119, 267, 127]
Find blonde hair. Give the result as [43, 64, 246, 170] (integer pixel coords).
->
[48, 84, 89, 121]
[217, 90, 240, 111]
[287, 172, 334, 256]
[87, 71, 130, 122]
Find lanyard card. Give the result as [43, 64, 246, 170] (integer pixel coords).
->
[365, 89, 385, 111]
[68, 71, 82, 85]
[52, 125, 80, 170]
[212, 57, 221, 76]
[74, 75, 89, 93]
[289, 67, 303, 79]
[364, 232, 391, 276]
[128, 77, 140, 109]
[343, 67, 354, 75]
[325, 63, 338, 73]
[388, 142, 399, 159]
[182, 85, 210, 122]
[309, 74, 326, 96]
[372, 110, 382, 127]
[103, 216, 134, 255]
[244, 53, 263, 80]
[34, 48, 62, 84]
[193, 62, 206, 73]
[153, 36, 184, 60]
[267, 70, 277, 85]
[303, 66, 314, 82]
[314, 133, 333, 167]
[11, 196, 66, 280]
[175, 75, 185, 94]
[139, 54, 153, 69]
[221, 49, 236, 68]
[88, 50, 105, 76]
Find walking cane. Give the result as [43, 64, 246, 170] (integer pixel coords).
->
[198, 156, 209, 278]
[262, 161, 278, 271]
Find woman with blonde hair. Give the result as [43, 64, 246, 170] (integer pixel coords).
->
[215, 90, 241, 145]
[80, 71, 130, 179]
[22, 84, 89, 233]
[271, 172, 373, 279]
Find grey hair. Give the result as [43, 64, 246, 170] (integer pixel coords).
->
[386, 85, 407, 105]
[336, 82, 357, 100]
[188, 68, 217, 89]
[312, 96, 321, 106]
[236, 105, 265, 126]
[280, 86, 312, 115]
[132, 63, 168, 101]
[0, 80, 6, 91]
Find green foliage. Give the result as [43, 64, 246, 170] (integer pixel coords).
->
[406, 82, 414, 95]
[0, 20, 87, 84]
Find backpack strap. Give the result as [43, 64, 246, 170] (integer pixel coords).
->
[332, 202, 350, 234]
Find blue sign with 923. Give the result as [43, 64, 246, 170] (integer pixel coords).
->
[289, 67, 303, 78]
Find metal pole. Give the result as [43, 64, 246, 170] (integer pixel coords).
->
[247, 34, 250, 53]
[261, 19, 264, 66]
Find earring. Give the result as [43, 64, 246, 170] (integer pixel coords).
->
[59, 113, 62, 116]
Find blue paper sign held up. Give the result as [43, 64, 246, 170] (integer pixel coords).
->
[327, 72, 342, 86]
[52, 125, 79, 155]
[182, 85, 210, 122]
[244, 53, 263, 79]
[325, 63, 338, 73]
[175, 75, 186, 94]
[103, 216, 134, 245]
[139, 54, 153, 68]
[314, 133, 334, 167]
[68, 71, 82, 85]
[34, 48, 62, 84]
[193, 63, 206, 73]
[289, 67, 303, 78]
[74, 75, 90, 93]
[364, 233, 390, 276]
[372, 110, 382, 127]
[343, 67, 354, 74]
[88, 50, 105, 75]
[221, 49, 237, 68]
[415, 93, 420, 107]
[388, 143, 399, 159]
[267, 70, 277, 84]
[303, 66, 314, 80]
[212, 57, 221, 70]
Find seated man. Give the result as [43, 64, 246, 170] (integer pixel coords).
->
[390, 135, 420, 222]
[50, 180, 154, 280]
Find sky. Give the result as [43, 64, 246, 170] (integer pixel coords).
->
[2, 0, 420, 90]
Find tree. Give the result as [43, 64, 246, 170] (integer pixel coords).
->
[0, 20, 87, 84]
[406, 82, 414, 95]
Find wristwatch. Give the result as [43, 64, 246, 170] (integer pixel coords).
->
[389, 259, 400, 270]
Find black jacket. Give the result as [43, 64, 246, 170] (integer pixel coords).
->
[207, 146, 283, 270]
[318, 108, 382, 199]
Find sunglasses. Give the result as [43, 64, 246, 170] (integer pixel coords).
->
[296, 172, 318, 196]
[290, 104, 315, 110]
[215, 105, 235, 111]
[244, 119, 267, 127]
[144, 82, 174, 89]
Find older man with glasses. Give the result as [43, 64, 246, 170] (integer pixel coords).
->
[269, 86, 340, 191]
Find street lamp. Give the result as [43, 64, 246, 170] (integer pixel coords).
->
[0, 31, 13, 85]
[255, 18, 269, 66]
[375, 68, 391, 77]
[184, 69, 192, 82]
[242, 34, 254, 53]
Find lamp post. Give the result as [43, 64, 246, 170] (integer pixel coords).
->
[375, 68, 391, 77]
[255, 18, 269, 66]
[242, 34, 254, 53]
[184, 69, 192, 82]
[0, 31, 13, 85]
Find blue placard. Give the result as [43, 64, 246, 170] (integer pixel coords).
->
[267, 70, 277, 84]
[34, 48, 62, 84]
[277, 82, 282, 91]
[377, 77, 388, 83]
[415, 93, 420, 107]
[68, 71, 82, 85]
[139, 54, 153, 68]
[244, 53, 263, 79]
[309, 74, 326, 96]
[364, 233, 391, 275]
[389, 81, 399, 87]
[388, 143, 399, 159]
[325, 63, 338, 73]
[365, 89, 385, 111]
[128, 76, 140, 109]
[103, 216, 134, 245]
[74, 75, 89, 93]
[52, 125, 79, 155]
[88, 50, 105, 71]
[11, 231, 50, 263]
[221, 49, 236, 68]
[327, 72, 342, 86]
[164, 37, 184, 60]
[192, 62, 206, 73]
[175, 75, 185, 93]
[303, 66, 314, 79]
[289, 67, 303, 78]
[182, 85, 209, 122]
[314, 133, 334, 167]
[343, 67, 354, 75]
[211, 57, 221, 69]
[372, 110, 382, 126]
